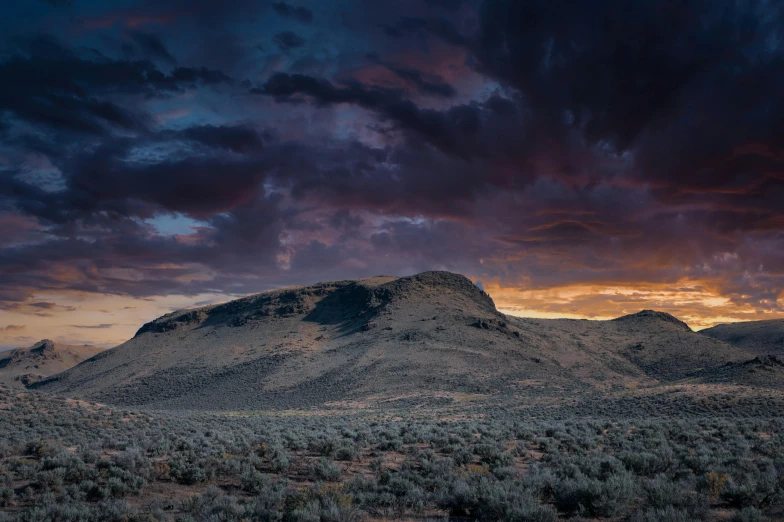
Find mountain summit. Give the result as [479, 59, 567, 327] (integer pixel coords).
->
[613, 310, 692, 331]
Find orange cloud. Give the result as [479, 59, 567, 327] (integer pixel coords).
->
[489, 278, 784, 330]
[1, 325, 25, 332]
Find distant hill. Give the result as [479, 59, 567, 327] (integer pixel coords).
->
[507, 309, 748, 386]
[0, 340, 106, 387]
[684, 355, 784, 389]
[34, 271, 752, 410]
[701, 319, 784, 355]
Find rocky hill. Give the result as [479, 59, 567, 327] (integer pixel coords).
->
[34, 271, 753, 410]
[0, 340, 106, 387]
[701, 319, 784, 355]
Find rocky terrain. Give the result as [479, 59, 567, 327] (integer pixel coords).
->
[34, 271, 759, 411]
[0, 339, 105, 387]
[701, 318, 784, 355]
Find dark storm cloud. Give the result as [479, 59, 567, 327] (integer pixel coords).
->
[0, 0, 782, 328]
[67, 153, 268, 218]
[36, 0, 72, 6]
[175, 124, 265, 154]
[386, 65, 456, 97]
[272, 31, 305, 51]
[474, 0, 784, 185]
[271, 2, 313, 23]
[422, 0, 464, 11]
[0, 37, 231, 137]
[21, 139, 268, 222]
[380, 16, 466, 46]
[257, 73, 483, 157]
[127, 30, 176, 64]
[365, 54, 456, 98]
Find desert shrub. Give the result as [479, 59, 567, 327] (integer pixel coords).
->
[643, 475, 708, 517]
[620, 449, 675, 476]
[333, 442, 359, 461]
[308, 458, 342, 482]
[307, 438, 330, 456]
[474, 480, 557, 522]
[169, 454, 212, 485]
[36, 467, 67, 491]
[493, 466, 519, 481]
[40, 451, 92, 484]
[284, 484, 358, 522]
[268, 445, 291, 473]
[181, 487, 248, 522]
[250, 481, 287, 521]
[24, 440, 60, 459]
[240, 468, 285, 497]
[630, 506, 694, 522]
[15, 506, 51, 522]
[731, 507, 767, 522]
[436, 478, 478, 516]
[722, 472, 781, 509]
[554, 471, 637, 517]
[453, 446, 474, 466]
[0, 487, 13, 507]
[376, 438, 403, 452]
[103, 469, 145, 498]
[111, 447, 151, 478]
[702, 471, 732, 498]
[78, 448, 100, 464]
[15, 498, 138, 522]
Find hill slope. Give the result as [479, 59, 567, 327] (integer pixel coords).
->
[34, 272, 751, 410]
[684, 355, 784, 389]
[0, 340, 106, 387]
[701, 319, 784, 355]
[506, 309, 748, 385]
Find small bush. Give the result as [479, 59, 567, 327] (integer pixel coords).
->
[309, 458, 342, 482]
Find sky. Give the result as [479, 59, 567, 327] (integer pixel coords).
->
[0, 0, 783, 349]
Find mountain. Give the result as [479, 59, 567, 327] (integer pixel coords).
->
[33, 271, 752, 410]
[701, 319, 784, 356]
[0, 340, 106, 387]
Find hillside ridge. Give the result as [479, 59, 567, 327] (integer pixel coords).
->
[701, 318, 784, 355]
[134, 270, 495, 337]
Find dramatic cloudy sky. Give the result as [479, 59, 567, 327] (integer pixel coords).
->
[0, 0, 783, 348]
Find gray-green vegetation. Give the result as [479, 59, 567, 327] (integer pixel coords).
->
[1, 387, 784, 521]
